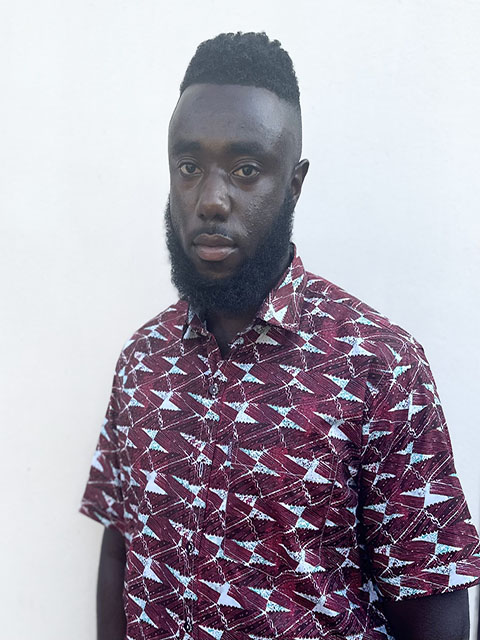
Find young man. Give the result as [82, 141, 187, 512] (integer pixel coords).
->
[81, 33, 480, 640]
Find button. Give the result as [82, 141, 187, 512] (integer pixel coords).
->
[208, 382, 219, 397]
[186, 541, 194, 555]
[184, 618, 193, 633]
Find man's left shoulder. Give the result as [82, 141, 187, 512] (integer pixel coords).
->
[302, 271, 425, 364]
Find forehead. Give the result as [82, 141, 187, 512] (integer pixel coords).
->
[168, 84, 300, 159]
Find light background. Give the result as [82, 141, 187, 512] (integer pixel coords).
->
[1, 1, 479, 638]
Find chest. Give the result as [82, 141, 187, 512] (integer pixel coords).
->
[116, 328, 367, 544]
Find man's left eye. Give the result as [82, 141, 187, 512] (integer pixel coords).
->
[233, 165, 259, 178]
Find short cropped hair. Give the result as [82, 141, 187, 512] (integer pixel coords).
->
[180, 32, 300, 109]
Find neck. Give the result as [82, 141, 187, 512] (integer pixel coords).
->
[205, 308, 256, 358]
[205, 245, 292, 358]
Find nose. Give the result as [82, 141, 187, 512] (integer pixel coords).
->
[196, 169, 231, 221]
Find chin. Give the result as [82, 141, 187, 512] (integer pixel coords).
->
[193, 260, 239, 281]
[198, 270, 236, 284]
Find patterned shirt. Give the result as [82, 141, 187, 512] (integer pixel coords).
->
[81, 251, 480, 640]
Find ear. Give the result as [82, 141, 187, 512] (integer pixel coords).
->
[290, 159, 310, 205]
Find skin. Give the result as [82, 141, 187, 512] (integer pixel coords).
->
[96, 82, 471, 639]
[382, 590, 469, 640]
[167, 84, 308, 355]
[97, 527, 126, 639]
[98, 524, 470, 640]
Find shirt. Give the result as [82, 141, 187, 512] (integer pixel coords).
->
[81, 251, 480, 640]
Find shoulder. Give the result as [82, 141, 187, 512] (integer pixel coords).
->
[113, 299, 188, 375]
[301, 270, 427, 372]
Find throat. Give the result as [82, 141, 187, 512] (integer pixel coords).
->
[203, 246, 294, 358]
[206, 310, 255, 359]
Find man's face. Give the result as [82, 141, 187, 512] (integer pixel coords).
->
[167, 84, 304, 283]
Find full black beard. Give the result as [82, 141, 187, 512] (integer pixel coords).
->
[165, 193, 295, 315]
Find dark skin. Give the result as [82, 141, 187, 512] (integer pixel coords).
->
[99, 529, 470, 640]
[168, 84, 308, 356]
[97, 83, 471, 639]
[98, 527, 126, 639]
[382, 590, 469, 640]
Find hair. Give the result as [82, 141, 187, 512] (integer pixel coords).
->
[180, 32, 300, 109]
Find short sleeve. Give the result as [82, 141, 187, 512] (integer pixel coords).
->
[360, 341, 480, 601]
[79, 372, 127, 536]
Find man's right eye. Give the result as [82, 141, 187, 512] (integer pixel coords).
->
[179, 162, 201, 176]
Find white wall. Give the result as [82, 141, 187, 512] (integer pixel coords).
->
[1, 1, 479, 638]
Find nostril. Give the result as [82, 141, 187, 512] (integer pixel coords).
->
[197, 191, 230, 219]
[197, 208, 229, 222]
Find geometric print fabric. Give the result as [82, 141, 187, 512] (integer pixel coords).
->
[81, 251, 480, 640]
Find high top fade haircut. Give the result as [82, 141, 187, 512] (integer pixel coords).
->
[180, 32, 301, 111]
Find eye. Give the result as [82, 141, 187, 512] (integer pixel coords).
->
[179, 162, 201, 176]
[233, 165, 260, 179]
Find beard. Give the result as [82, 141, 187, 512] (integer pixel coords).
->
[164, 192, 295, 315]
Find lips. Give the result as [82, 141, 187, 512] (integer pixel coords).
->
[193, 233, 236, 262]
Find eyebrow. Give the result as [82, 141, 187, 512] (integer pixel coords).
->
[226, 141, 268, 157]
[171, 140, 202, 155]
[171, 139, 269, 158]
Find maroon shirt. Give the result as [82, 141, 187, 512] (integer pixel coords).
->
[81, 251, 480, 640]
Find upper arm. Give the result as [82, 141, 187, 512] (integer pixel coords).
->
[360, 342, 480, 600]
[382, 590, 469, 640]
[100, 525, 126, 563]
[80, 370, 127, 535]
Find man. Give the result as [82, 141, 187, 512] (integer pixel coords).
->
[81, 32, 480, 640]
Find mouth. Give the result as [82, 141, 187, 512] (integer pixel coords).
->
[192, 233, 237, 262]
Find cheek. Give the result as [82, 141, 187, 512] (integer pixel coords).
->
[169, 183, 192, 217]
[169, 186, 186, 213]
[168, 197, 190, 248]
[242, 202, 266, 236]
[241, 194, 282, 239]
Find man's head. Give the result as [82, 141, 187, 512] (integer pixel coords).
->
[166, 32, 309, 314]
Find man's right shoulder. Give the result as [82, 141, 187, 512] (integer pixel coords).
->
[114, 299, 188, 372]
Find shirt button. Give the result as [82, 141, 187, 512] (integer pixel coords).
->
[184, 618, 193, 633]
[186, 541, 194, 555]
[208, 382, 219, 397]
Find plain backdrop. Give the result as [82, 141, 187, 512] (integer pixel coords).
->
[1, 1, 479, 638]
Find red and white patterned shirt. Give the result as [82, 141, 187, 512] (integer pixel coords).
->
[81, 251, 480, 640]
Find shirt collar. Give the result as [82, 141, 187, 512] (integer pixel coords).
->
[256, 245, 307, 333]
[183, 244, 307, 339]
